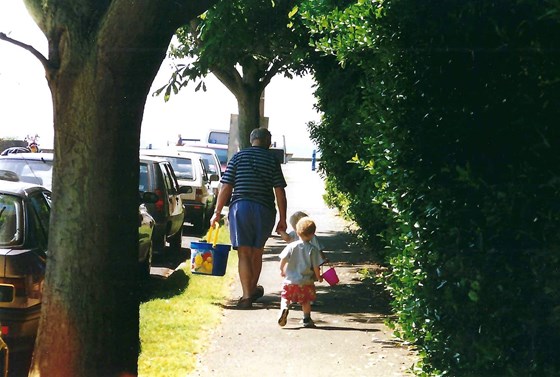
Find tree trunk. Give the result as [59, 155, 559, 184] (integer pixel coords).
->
[23, 1, 213, 376]
[31, 56, 153, 377]
[236, 85, 262, 149]
[213, 61, 269, 150]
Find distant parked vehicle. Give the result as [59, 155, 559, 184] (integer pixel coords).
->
[0, 153, 158, 276]
[142, 150, 217, 232]
[206, 129, 230, 174]
[0, 176, 50, 351]
[139, 156, 190, 254]
[0, 153, 53, 189]
[175, 145, 222, 198]
[205, 144, 228, 174]
[207, 129, 229, 145]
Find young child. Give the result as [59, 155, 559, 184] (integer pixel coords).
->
[278, 217, 324, 328]
[279, 211, 328, 264]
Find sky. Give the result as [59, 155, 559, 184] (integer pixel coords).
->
[0, 1, 321, 157]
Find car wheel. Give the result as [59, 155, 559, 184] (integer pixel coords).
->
[153, 233, 165, 253]
[194, 212, 207, 235]
[168, 230, 182, 255]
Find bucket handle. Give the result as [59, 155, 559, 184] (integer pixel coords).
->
[206, 223, 220, 247]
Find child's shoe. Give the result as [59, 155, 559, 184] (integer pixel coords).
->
[278, 308, 289, 327]
[302, 317, 316, 328]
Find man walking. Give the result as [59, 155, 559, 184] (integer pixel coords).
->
[211, 127, 288, 308]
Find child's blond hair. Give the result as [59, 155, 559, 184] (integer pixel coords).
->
[296, 217, 316, 238]
[289, 211, 308, 230]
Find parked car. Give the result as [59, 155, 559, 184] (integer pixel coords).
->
[0, 153, 53, 190]
[139, 156, 190, 253]
[142, 150, 217, 232]
[137, 193, 157, 279]
[207, 129, 229, 145]
[0, 153, 158, 277]
[174, 145, 222, 199]
[0, 175, 50, 351]
[205, 129, 232, 173]
[205, 144, 228, 174]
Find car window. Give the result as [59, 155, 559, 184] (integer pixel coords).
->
[198, 159, 209, 181]
[28, 191, 51, 251]
[200, 153, 219, 175]
[209, 147, 228, 165]
[0, 159, 53, 190]
[164, 157, 195, 181]
[139, 163, 149, 192]
[161, 163, 178, 194]
[208, 131, 229, 145]
[0, 194, 22, 246]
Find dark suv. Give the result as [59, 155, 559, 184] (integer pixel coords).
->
[139, 156, 190, 254]
[0, 174, 51, 351]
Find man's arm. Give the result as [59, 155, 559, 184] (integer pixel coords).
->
[210, 183, 233, 227]
[274, 186, 287, 234]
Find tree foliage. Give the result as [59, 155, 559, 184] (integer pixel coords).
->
[158, 0, 314, 148]
[305, 0, 560, 375]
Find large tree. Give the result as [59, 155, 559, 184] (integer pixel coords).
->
[159, 0, 312, 149]
[2, 1, 212, 375]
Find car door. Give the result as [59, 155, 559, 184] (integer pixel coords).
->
[160, 162, 183, 235]
[197, 157, 214, 211]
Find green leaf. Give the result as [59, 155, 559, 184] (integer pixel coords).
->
[288, 5, 298, 18]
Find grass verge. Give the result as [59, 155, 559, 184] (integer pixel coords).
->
[138, 227, 237, 377]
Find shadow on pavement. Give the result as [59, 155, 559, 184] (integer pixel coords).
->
[259, 228, 394, 330]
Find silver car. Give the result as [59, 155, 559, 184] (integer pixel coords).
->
[141, 150, 218, 233]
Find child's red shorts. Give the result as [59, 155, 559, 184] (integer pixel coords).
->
[281, 283, 316, 304]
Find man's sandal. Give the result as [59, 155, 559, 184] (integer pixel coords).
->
[251, 285, 264, 301]
[236, 297, 253, 309]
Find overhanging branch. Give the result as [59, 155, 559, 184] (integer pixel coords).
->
[0, 32, 52, 73]
[213, 66, 243, 96]
[261, 59, 285, 89]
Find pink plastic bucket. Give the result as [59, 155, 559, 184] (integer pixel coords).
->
[322, 267, 339, 286]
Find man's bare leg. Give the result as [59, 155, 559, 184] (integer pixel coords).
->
[237, 246, 253, 299]
[250, 247, 264, 291]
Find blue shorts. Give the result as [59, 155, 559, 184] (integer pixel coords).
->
[228, 200, 276, 249]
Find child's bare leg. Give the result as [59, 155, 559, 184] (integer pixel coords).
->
[301, 301, 316, 327]
[302, 302, 312, 318]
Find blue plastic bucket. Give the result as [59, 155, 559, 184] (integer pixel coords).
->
[190, 241, 230, 276]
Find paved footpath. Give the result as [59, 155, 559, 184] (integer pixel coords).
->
[189, 161, 417, 377]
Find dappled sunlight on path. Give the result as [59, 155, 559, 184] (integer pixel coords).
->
[189, 161, 417, 377]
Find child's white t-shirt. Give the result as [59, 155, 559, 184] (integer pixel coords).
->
[279, 240, 324, 285]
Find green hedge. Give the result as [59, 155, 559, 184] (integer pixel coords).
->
[306, 0, 560, 375]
